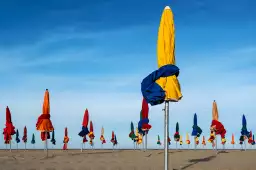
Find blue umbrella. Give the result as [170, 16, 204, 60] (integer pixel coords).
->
[191, 113, 202, 137]
[241, 114, 250, 137]
[15, 129, 20, 143]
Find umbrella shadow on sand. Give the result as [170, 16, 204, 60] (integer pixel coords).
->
[176, 155, 217, 170]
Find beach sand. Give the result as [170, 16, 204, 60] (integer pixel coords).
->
[0, 149, 255, 170]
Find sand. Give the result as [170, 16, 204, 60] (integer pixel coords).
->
[0, 149, 255, 170]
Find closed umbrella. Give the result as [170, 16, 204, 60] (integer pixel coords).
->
[63, 127, 69, 150]
[15, 129, 20, 150]
[36, 89, 54, 158]
[88, 121, 95, 149]
[31, 133, 36, 149]
[231, 133, 235, 149]
[157, 135, 161, 148]
[192, 113, 202, 149]
[111, 131, 115, 150]
[100, 127, 106, 148]
[22, 126, 27, 150]
[78, 109, 89, 152]
[129, 122, 136, 149]
[241, 114, 250, 150]
[186, 133, 190, 149]
[3, 106, 16, 151]
[174, 122, 180, 149]
[202, 136, 206, 148]
[51, 130, 56, 146]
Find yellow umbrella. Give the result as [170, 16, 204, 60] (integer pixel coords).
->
[156, 6, 182, 170]
[212, 100, 219, 121]
[156, 6, 182, 101]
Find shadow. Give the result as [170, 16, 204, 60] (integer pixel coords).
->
[217, 150, 229, 154]
[158, 150, 182, 154]
[145, 153, 152, 157]
[180, 155, 216, 170]
[69, 151, 121, 156]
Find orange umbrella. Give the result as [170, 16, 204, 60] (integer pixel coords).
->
[202, 136, 206, 146]
[231, 133, 235, 145]
[63, 127, 69, 150]
[36, 89, 54, 140]
[89, 121, 95, 146]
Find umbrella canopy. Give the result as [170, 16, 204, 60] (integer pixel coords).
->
[63, 127, 69, 150]
[248, 131, 253, 144]
[15, 129, 20, 143]
[31, 133, 35, 144]
[252, 135, 255, 145]
[36, 89, 54, 141]
[210, 100, 226, 139]
[111, 131, 115, 144]
[100, 126, 106, 144]
[138, 98, 152, 132]
[78, 109, 89, 137]
[192, 113, 202, 137]
[114, 135, 118, 145]
[3, 106, 16, 144]
[241, 114, 250, 137]
[231, 134, 235, 145]
[157, 135, 161, 145]
[174, 122, 180, 141]
[186, 133, 190, 144]
[168, 136, 171, 145]
[22, 126, 27, 143]
[51, 130, 56, 145]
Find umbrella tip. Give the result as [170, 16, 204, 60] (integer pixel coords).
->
[46, 88, 48, 91]
[164, 6, 170, 9]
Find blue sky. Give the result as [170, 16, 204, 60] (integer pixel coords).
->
[0, 0, 255, 149]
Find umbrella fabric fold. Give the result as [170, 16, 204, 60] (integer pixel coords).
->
[22, 126, 27, 143]
[168, 136, 171, 145]
[36, 89, 54, 141]
[15, 129, 20, 143]
[89, 121, 95, 146]
[51, 130, 56, 145]
[78, 109, 89, 137]
[208, 131, 216, 146]
[3, 106, 16, 144]
[174, 122, 180, 141]
[248, 131, 253, 144]
[192, 113, 202, 137]
[83, 136, 88, 143]
[31, 133, 35, 144]
[252, 135, 255, 145]
[141, 65, 181, 106]
[63, 127, 69, 150]
[114, 135, 118, 145]
[195, 136, 199, 145]
[100, 127, 106, 144]
[186, 133, 190, 144]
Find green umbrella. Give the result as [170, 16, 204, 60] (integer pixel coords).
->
[31, 133, 35, 148]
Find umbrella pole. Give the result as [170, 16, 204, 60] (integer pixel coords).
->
[10, 140, 12, 152]
[194, 137, 196, 150]
[81, 140, 83, 152]
[164, 101, 171, 170]
[17, 143, 18, 152]
[244, 138, 247, 151]
[145, 132, 148, 151]
[45, 132, 48, 158]
[133, 141, 135, 150]
[25, 143, 26, 150]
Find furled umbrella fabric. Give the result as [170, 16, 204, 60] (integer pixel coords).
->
[89, 121, 95, 146]
[3, 106, 16, 144]
[78, 109, 90, 138]
[208, 131, 216, 146]
[192, 113, 202, 137]
[179, 135, 183, 145]
[31, 133, 35, 145]
[36, 89, 54, 141]
[168, 136, 171, 145]
[248, 131, 253, 144]
[174, 122, 180, 141]
[22, 126, 27, 143]
[51, 130, 56, 145]
[63, 127, 69, 150]
[114, 135, 118, 145]
[252, 135, 255, 145]
[195, 136, 199, 145]
[129, 122, 136, 141]
[209, 100, 226, 143]
[100, 127, 106, 144]
[15, 129, 20, 144]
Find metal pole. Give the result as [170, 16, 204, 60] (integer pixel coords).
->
[164, 101, 170, 170]
[45, 132, 48, 158]
[81, 141, 83, 152]
[145, 132, 148, 151]
[10, 140, 12, 152]
[194, 137, 196, 150]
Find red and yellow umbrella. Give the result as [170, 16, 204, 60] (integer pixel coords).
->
[3, 106, 16, 144]
[100, 127, 106, 144]
[63, 127, 69, 150]
[89, 121, 95, 145]
[36, 89, 54, 141]
[231, 134, 235, 145]
[111, 131, 115, 144]
[202, 136, 206, 146]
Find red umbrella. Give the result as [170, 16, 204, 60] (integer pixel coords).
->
[22, 126, 27, 150]
[111, 131, 115, 144]
[89, 121, 95, 146]
[63, 127, 69, 150]
[3, 106, 15, 144]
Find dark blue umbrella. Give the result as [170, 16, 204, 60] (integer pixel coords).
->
[241, 114, 250, 137]
[191, 113, 202, 137]
[15, 129, 20, 143]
